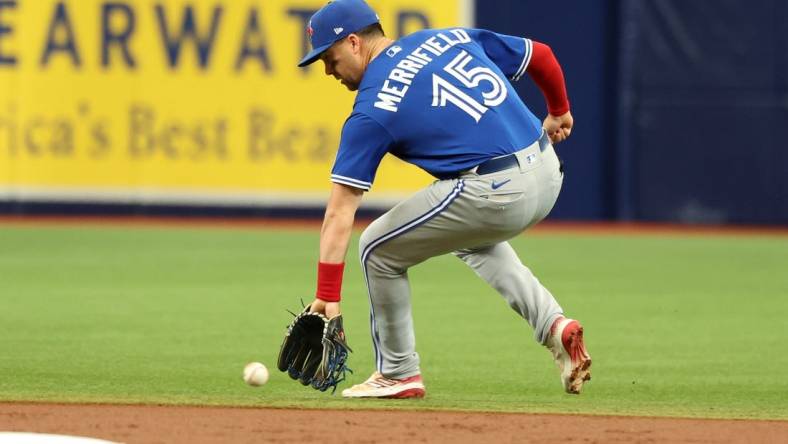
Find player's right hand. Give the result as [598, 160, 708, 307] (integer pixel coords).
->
[543, 111, 573, 144]
[308, 298, 342, 319]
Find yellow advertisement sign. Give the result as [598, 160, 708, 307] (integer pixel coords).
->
[0, 0, 470, 206]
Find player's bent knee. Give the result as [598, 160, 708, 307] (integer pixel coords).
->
[358, 228, 374, 260]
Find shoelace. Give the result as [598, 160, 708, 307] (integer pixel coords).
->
[366, 377, 400, 388]
[567, 334, 590, 363]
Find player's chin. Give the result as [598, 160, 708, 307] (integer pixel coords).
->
[340, 79, 359, 91]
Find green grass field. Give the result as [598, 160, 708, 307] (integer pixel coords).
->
[1, 223, 787, 420]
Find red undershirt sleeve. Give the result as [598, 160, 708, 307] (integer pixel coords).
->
[525, 41, 571, 116]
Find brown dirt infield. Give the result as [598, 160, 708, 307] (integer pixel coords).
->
[1, 403, 787, 444]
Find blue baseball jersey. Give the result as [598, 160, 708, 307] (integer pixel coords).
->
[331, 28, 543, 191]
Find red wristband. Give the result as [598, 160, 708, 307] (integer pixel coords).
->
[316, 262, 345, 302]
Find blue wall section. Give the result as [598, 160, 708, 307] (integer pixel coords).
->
[478, 0, 788, 224]
[476, 0, 619, 220]
[617, 0, 788, 224]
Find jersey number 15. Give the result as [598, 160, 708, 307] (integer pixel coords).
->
[431, 50, 508, 123]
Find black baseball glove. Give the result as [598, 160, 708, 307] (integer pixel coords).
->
[277, 305, 352, 393]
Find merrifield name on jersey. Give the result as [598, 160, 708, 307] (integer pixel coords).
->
[374, 29, 472, 113]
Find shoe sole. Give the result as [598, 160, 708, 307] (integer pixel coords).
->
[342, 381, 426, 399]
[564, 324, 592, 394]
[382, 387, 425, 399]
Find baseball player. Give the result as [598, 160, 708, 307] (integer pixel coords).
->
[299, 0, 591, 398]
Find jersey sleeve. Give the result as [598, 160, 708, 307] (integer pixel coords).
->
[465, 28, 533, 82]
[330, 113, 394, 191]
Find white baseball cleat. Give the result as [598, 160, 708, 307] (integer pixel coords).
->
[341, 372, 426, 399]
[546, 317, 592, 394]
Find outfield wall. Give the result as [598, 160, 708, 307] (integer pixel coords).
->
[479, 0, 788, 225]
[2, 0, 786, 224]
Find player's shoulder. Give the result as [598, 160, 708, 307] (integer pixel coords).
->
[351, 27, 486, 116]
[400, 27, 481, 46]
[358, 27, 476, 83]
[366, 27, 476, 69]
[401, 27, 453, 41]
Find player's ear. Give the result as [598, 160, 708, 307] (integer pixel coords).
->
[347, 34, 362, 55]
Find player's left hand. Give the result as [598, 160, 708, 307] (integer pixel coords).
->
[308, 298, 341, 319]
[543, 111, 573, 144]
[277, 303, 352, 392]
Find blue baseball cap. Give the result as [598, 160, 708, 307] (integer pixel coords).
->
[298, 0, 380, 67]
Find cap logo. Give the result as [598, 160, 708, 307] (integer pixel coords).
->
[333, 27, 344, 35]
[307, 20, 314, 37]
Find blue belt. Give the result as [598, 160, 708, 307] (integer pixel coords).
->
[474, 132, 550, 175]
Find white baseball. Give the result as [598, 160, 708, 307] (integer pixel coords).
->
[243, 362, 269, 386]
